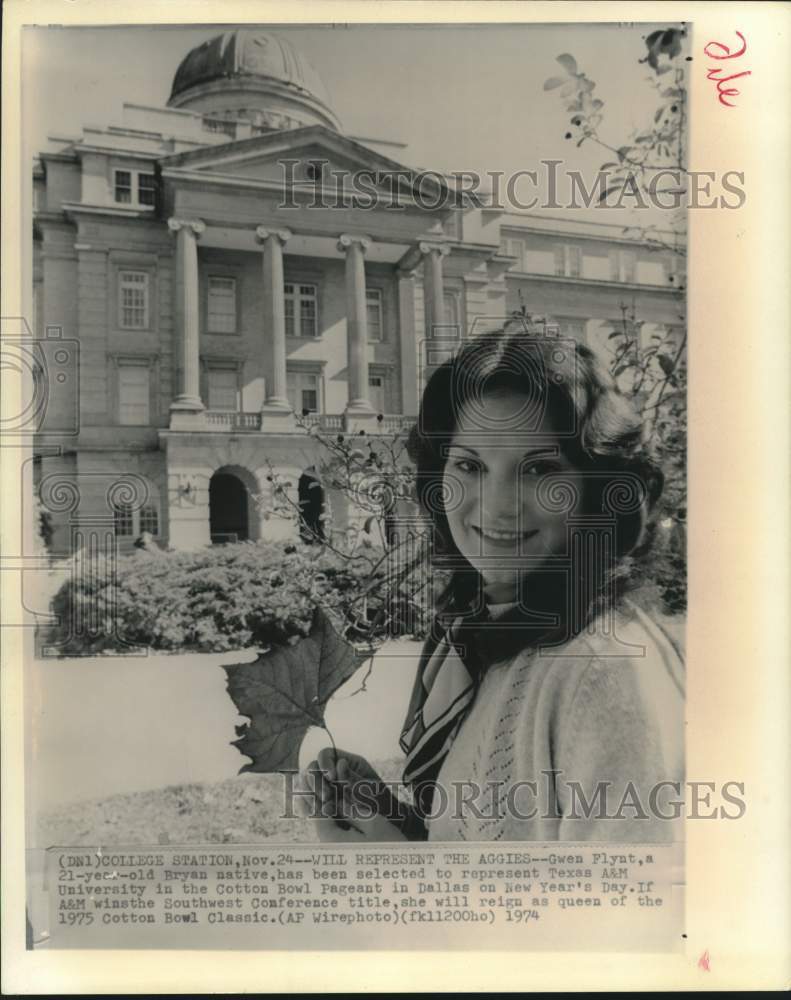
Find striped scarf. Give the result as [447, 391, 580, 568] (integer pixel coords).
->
[398, 565, 618, 831]
[399, 611, 487, 787]
[398, 599, 527, 830]
[398, 592, 569, 829]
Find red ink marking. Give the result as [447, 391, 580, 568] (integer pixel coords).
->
[698, 949, 711, 971]
[705, 31, 751, 107]
[704, 31, 747, 60]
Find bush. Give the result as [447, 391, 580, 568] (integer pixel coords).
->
[47, 539, 431, 656]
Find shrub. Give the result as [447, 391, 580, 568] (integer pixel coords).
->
[47, 539, 433, 656]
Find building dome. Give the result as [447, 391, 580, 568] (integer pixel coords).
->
[168, 30, 341, 132]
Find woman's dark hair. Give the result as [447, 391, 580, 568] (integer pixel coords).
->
[406, 326, 664, 647]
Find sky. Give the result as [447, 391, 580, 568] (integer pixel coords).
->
[21, 20, 686, 226]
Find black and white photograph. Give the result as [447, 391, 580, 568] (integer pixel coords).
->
[2, 0, 788, 992]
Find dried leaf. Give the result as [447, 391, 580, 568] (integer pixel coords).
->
[224, 607, 367, 773]
[556, 53, 578, 75]
[543, 76, 565, 90]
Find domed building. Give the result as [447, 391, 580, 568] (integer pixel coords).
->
[31, 29, 683, 563]
[167, 29, 341, 132]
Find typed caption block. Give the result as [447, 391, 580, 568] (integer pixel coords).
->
[44, 842, 683, 950]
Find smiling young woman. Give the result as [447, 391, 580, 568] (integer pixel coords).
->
[305, 327, 684, 844]
[441, 396, 586, 603]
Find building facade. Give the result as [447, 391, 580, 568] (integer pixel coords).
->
[32, 29, 684, 554]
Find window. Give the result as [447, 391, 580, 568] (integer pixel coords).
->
[611, 249, 638, 283]
[113, 168, 156, 208]
[502, 237, 526, 270]
[554, 245, 582, 278]
[207, 368, 238, 411]
[137, 173, 156, 206]
[553, 246, 564, 276]
[114, 170, 132, 204]
[284, 283, 318, 338]
[663, 254, 683, 286]
[207, 276, 237, 333]
[113, 503, 134, 537]
[118, 362, 150, 425]
[287, 370, 320, 414]
[443, 291, 461, 333]
[140, 505, 159, 535]
[366, 288, 383, 342]
[114, 500, 160, 539]
[620, 250, 636, 283]
[368, 374, 386, 414]
[118, 270, 149, 329]
[443, 211, 462, 240]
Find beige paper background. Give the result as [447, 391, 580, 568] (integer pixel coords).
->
[2, 0, 789, 992]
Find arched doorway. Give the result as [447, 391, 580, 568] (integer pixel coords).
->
[298, 469, 326, 543]
[209, 470, 250, 543]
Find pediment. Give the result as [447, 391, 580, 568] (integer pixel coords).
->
[194, 144, 371, 186]
[159, 125, 448, 204]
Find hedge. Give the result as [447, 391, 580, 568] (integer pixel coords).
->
[47, 540, 429, 656]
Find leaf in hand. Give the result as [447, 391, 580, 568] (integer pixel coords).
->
[224, 607, 367, 773]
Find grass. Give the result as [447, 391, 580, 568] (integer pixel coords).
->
[36, 759, 407, 847]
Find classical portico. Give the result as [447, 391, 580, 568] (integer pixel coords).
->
[150, 109, 510, 549]
[164, 215, 465, 434]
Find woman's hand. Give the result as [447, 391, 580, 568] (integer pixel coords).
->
[300, 747, 408, 843]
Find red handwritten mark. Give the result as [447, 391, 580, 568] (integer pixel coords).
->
[705, 31, 751, 107]
[698, 949, 711, 971]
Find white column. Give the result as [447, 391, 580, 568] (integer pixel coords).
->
[168, 218, 205, 415]
[255, 226, 292, 411]
[337, 233, 374, 415]
[419, 241, 450, 336]
[397, 268, 419, 416]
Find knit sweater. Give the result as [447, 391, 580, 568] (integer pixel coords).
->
[421, 602, 685, 843]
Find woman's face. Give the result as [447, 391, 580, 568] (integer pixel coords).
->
[441, 389, 585, 603]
